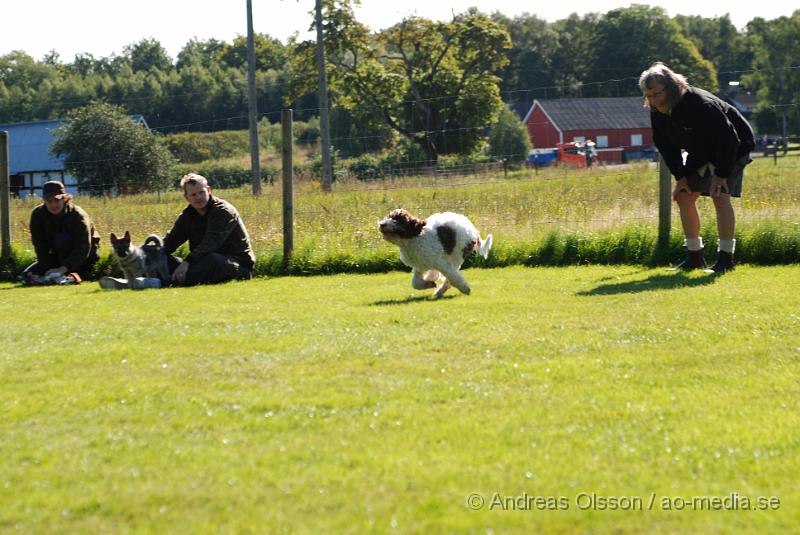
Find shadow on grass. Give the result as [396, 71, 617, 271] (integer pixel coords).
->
[369, 294, 456, 306]
[578, 271, 719, 296]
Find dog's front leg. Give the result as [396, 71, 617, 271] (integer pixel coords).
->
[433, 278, 451, 298]
[411, 268, 436, 290]
[437, 264, 471, 295]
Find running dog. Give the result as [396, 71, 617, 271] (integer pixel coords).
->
[378, 209, 492, 297]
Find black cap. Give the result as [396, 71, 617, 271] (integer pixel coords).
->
[42, 181, 66, 199]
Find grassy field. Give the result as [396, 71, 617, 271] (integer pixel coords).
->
[5, 157, 800, 276]
[1, 265, 798, 533]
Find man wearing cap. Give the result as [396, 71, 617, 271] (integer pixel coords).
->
[21, 181, 101, 285]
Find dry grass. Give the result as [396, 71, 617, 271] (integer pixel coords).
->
[7, 158, 800, 264]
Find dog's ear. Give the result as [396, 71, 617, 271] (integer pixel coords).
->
[394, 209, 425, 238]
[124, 230, 131, 240]
[390, 208, 409, 220]
[110, 233, 118, 244]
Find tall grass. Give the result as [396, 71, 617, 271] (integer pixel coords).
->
[4, 158, 799, 278]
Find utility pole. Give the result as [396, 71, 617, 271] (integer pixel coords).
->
[246, 0, 262, 195]
[315, 0, 333, 192]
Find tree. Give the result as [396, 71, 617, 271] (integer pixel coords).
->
[0, 51, 63, 120]
[289, 1, 511, 162]
[123, 38, 173, 72]
[744, 11, 800, 137]
[51, 101, 175, 194]
[674, 14, 752, 90]
[549, 14, 599, 97]
[488, 105, 531, 163]
[587, 6, 716, 96]
[176, 38, 228, 70]
[221, 34, 286, 71]
[492, 12, 559, 99]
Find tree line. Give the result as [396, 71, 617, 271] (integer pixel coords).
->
[1, 3, 798, 162]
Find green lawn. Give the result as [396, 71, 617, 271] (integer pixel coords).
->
[1, 265, 798, 533]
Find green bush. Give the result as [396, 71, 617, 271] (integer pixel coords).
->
[295, 117, 320, 145]
[488, 105, 532, 163]
[173, 162, 279, 189]
[167, 130, 253, 163]
[436, 151, 492, 167]
[259, 120, 283, 150]
[346, 153, 385, 180]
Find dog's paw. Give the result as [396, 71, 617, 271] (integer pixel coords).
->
[433, 280, 452, 298]
[412, 279, 437, 290]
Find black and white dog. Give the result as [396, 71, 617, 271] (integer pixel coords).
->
[109, 231, 170, 285]
[378, 208, 492, 297]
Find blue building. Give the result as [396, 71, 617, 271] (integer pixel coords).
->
[0, 115, 148, 198]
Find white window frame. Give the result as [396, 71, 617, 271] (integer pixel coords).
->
[630, 134, 643, 147]
[596, 135, 609, 148]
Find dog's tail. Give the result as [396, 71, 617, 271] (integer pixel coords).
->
[478, 234, 493, 259]
[143, 234, 164, 248]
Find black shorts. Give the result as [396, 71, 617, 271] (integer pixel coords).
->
[687, 154, 750, 198]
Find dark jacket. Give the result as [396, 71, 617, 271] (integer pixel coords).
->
[651, 86, 755, 180]
[163, 195, 255, 268]
[29, 202, 100, 271]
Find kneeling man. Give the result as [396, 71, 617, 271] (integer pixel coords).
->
[22, 181, 100, 285]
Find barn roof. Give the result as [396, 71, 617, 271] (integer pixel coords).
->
[0, 115, 148, 174]
[0, 119, 65, 174]
[527, 96, 651, 131]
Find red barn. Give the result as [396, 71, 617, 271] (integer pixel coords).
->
[523, 96, 654, 163]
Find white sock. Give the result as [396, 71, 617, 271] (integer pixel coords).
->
[685, 237, 704, 251]
[718, 239, 736, 253]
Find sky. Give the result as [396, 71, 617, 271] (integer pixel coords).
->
[2, 1, 796, 62]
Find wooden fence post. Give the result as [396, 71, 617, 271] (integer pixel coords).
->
[281, 110, 294, 266]
[0, 131, 11, 262]
[658, 154, 671, 249]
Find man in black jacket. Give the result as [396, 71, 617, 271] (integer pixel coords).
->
[21, 181, 100, 285]
[640, 62, 754, 273]
[162, 173, 255, 286]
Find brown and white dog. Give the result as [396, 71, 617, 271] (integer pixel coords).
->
[378, 208, 492, 297]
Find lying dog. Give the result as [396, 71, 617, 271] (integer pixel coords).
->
[109, 231, 170, 285]
[378, 208, 492, 297]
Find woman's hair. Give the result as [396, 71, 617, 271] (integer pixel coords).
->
[639, 62, 688, 110]
[179, 172, 209, 192]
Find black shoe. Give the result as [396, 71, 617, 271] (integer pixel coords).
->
[704, 251, 735, 274]
[668, 248, 706, 271]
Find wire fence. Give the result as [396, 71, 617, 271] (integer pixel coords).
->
[4, 159, 800, 257]
[2, 66, 799, 264]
